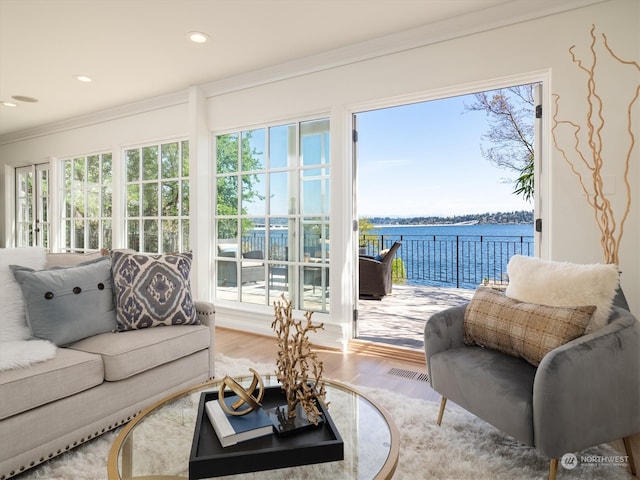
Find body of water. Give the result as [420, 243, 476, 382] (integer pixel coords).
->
[363, 223, 535, 289]
[369, 222, 534, 239]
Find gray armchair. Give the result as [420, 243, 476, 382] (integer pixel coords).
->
[359, 241, 401, 299]
[424, 304, 640, 480]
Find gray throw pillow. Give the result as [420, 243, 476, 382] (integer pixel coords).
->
[11, 257, 117, 346]
[110, 251, 198, 331]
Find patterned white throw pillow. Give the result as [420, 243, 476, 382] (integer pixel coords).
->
[111, 251, 199, 331]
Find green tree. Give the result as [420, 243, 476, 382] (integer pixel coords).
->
[358, 217, 374, 246]
[216, 132, 265, 239]
[465, 85, 536, 202]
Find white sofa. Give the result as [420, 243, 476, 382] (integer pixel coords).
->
[0, 252, 215, 479]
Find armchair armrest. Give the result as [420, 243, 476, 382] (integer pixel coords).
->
[195, 300, 216, 378]
[359, 255, 382, 266]
[533, 307, 640, 457]
[423, 303, 468, 383]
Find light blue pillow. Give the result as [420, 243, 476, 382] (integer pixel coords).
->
[11, 257, 117, 346]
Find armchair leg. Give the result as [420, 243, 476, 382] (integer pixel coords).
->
[548, 458, 558, 480]
[623, 436, 637, 475]
[437, 397, 447, 426]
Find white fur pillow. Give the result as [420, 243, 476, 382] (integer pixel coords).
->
[505, 255, 619, 333]
[0, 247, 47, 341]
[0, 340, 56, 371]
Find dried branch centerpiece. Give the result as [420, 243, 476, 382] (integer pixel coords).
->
[268, 295, 328, 435]
[552, 25, 639, 268]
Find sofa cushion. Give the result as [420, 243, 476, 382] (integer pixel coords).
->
[0, 347, 103, 420]
[111, 251, 198, 331]
[464, 287, 595, 366]
[505, 254, 618, 333]
[10, 257, 117, 346]
[0, 247, 46, 342]
[68, 324, 210, 381]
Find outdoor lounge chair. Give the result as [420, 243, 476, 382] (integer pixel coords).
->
[359, 241, 401, 299]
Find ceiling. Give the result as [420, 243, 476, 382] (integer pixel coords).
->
[0, 0, 600, 138]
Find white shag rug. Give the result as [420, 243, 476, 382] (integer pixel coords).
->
[18, 354, 634, 480]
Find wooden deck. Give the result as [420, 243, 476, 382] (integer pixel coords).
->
[356, 284, 474, 350]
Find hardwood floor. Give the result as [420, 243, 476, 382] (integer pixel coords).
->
[215, 327, 438, 402]
[215, 327, 640, 469]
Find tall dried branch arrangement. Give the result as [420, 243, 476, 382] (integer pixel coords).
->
[271, 295, 327, 425]
[551, 24, 639, 265]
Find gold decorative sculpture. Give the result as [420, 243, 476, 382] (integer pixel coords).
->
[552, 24, 639, 265]
[217, 368, 265, 416]
[271, 295, 327, 426]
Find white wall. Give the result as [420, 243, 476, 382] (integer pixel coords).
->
[1, 0, 638, 347]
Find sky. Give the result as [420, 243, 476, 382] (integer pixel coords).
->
[356, 93, 533, 218]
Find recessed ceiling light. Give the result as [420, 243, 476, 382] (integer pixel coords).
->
[74, 74, 93, 83]
[1, 101, 17, 107]
[187, 31, 209, 43]
[12, 95, 38, 103]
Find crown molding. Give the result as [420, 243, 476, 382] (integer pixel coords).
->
[0, 90, 189, 146]
[200, 0, 607, 98]
[0, 0, 606, 146]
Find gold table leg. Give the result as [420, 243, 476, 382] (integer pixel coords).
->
[122, 435, 133, 480]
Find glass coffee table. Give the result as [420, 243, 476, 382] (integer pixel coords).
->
[107, 375, 399, 479]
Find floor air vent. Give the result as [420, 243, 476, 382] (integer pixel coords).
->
[387, 368, 429, 383]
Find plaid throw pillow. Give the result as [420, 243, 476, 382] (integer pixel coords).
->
[111, 251, 198, 331]
[464, 287, 595, 366]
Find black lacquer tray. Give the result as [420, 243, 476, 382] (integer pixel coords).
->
[189, 385, 343, 479]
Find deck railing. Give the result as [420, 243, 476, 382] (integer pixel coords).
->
[360, 234, 534, 289]
[238, 232, 534, 290]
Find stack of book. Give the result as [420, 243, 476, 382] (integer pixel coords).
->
[205, 395, 274, 447]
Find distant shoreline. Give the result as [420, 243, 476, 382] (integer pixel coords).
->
[372, 221, 531, 228]
[363, 210, 533, 227]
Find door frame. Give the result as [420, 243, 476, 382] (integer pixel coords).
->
[11, 163, 50, 248]
[347, 70, 551, 344]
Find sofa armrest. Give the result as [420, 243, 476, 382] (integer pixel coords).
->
[533, 307, 640, 457]
[195, 300, 215, 323]
[195, 300, 216, 378]
[423, 303, 468, 383]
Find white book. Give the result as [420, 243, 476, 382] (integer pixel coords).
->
[205, 396, 274, 447]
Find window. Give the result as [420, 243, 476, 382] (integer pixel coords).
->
[61, 154, 112, 251]
[125, 140, 190, 253]
[215, 119, 330, 312]
[15, 164, 49, 248]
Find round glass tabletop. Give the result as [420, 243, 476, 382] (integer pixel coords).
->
[107, 375, 398, 480]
